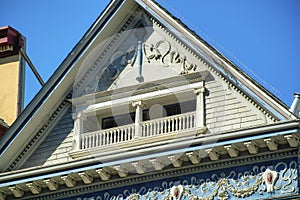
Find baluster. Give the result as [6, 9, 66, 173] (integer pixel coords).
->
[152, 122, 155, 136]
[80, 136, 83, 149]
[106, 131, 109, 145]
[87, 135, 90, 148]
[91, 135, 94, 148]
[95, 134, 98, 147]
[81, 136, 85, 149]
[123, 128, 126, 142]
[146, 122, 150, 137]
[116, 129, 119, 143]
[82, 136, 85, 149]
[86, 136, 89, 149]
[144, 124, 147, 137]
[128, 127, 131, 140]
[179, 117, 182, 130]
[172, 118, 175, 131]
[103, 131, 106, 146]
[130, 126, 133, 139]
[128, 126, 131, 140]
[90, 135, 93, 148]
[100, 132, 104, 146]
[141, 124, 144, 137]
[112, 130, 115, 144]
[83, 136, 86, 149]
[153, 121, 156, 136]
[185, 115, 188, 129]
[173, 118, 176, 131]
[148, 122, 151, 136]
[85, 136, 88, 149]
[193, 113, 196, 128]
[82, 136, 86, 149]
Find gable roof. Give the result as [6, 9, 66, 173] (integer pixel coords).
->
[0, 0, 298, 172]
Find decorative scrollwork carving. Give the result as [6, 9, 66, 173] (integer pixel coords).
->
[143, 40, 197, 74]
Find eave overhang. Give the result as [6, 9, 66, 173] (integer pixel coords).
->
[0, 120, 298, 194]
[0, 0, 128, 170]
[135, 0, 296, 121]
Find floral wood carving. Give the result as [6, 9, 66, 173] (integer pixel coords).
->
[122, 161, 297, 200]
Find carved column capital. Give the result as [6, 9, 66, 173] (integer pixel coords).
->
[72, 112, 86, 121]
[194, 87, 205, 95]
[132, 100, 144, 108]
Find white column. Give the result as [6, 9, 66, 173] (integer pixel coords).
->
[194, 87, 205, 128]
[72, 112, 86, 150]
[132, 101, 143, 138]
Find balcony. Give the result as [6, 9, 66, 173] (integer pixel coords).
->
[80, 111, 196, 149]
[70, 73, 206, 158]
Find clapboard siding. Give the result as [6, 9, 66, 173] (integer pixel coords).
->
[205, 80, 273, 133]
[21, 107, 74, 168]
[20, 75, 276, 168]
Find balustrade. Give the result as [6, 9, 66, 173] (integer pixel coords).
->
[141, 111, 196, 137]
[81, 124, 135, 149]
[80, 111, 196, 149]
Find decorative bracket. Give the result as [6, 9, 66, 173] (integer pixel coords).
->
[96, 169, 110, 181]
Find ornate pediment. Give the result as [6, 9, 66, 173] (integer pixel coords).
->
[77, 38, 199, 98]
[73, 9, 201, 99]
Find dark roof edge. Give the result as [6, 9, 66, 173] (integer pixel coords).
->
[0, 0, 124, 154]
[145, 0, 294, 119]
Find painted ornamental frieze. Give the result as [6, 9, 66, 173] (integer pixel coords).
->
[74, 160, 298, 200]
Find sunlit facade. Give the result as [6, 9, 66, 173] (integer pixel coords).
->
[0, 0, 299, 200]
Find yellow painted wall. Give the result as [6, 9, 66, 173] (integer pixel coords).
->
[0, 60, 20, 125]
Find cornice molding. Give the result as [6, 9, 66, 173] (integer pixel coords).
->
[19, 149, 298, 200]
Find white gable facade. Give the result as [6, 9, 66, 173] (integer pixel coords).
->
[0, 0, 299, 200]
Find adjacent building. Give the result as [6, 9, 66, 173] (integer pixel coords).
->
[0, 0, 299, 199]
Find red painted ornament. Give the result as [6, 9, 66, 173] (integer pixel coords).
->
[174, 187, 180, 198]
[267, 172, 273, 183]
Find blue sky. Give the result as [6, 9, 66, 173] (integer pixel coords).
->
[1, 0, 299, 107]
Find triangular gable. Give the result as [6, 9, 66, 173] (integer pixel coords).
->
[6, 0, 295, 169]
[0, 1, 299, 199]
[0, 0, 296, 171]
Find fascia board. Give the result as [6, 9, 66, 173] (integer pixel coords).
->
[0, 0, 129, 170]
[135, 0, 295, 121]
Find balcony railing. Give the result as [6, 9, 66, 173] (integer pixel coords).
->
[80, 111, 196, 149]
[141, 112, 196, 137]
